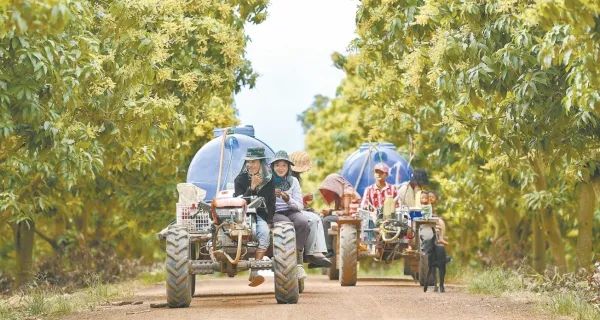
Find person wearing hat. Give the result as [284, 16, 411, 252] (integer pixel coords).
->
[360, 162, 399, 213]
[318, 173, 362, 256]
[270, 150, 313, 280]
[289, 151, 331, 268]
[289, 151, 314, 206]
[360, 163, 399, 259]
[233, 147, 275, 287]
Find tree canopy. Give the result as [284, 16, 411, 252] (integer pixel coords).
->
[0, 0, 267, 288]
[302, 0, 600, 272]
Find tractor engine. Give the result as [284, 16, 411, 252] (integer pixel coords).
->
[211, 196, 253, 251]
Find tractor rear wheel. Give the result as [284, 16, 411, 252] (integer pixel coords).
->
[190, 242, 198, 296]
[339, 224, 358, 286]
[298, 279, 304, 293]
[166, 225, 192, 308]
[272, 222, 299, 304]
[328, 248, 339, 280]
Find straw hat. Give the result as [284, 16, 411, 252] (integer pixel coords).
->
[289, 151, 312, 173]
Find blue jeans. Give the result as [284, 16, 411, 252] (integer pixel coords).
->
[254, 215, 270, 250]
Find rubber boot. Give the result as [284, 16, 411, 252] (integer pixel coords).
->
[297, 249, 307, 279]
[249, 249, 266, 287]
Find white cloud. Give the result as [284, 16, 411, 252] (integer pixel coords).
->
[234, 0, 358, 152]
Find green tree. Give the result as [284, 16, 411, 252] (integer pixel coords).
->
[0, 0, 267, 288]
[302, 0, 600, 272]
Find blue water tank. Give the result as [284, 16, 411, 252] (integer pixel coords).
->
[186, 125, 275, 201]
[341, 142, 412, 196]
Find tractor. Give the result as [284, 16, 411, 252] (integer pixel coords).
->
[157, 126, 301, 307]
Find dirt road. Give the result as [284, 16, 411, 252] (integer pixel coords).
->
[62, 275, 559, 320]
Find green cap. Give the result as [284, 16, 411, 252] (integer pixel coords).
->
[244, 147, 267, 160]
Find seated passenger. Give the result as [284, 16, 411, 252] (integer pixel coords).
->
[396, 169, 429, 208]
[420, 191, 433, 219]
[233, 147, 275, 287]
[318, 173, 361, 257]
[360, 162, 398, 217]
[359, 163, 398, 256]
[428, 191, 448, 245]
[270, 150, 311, 280]
[289, 151, 331, 268]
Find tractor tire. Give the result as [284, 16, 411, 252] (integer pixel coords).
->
[166, 225, 192, 308]
[328, 249, 339, 280]
[190, 243, 197, 297]
[339, 223, 358, 286]
[419, 252, 435, 287]
[272, 222, 299, 304]
[298, 279, 304, 293]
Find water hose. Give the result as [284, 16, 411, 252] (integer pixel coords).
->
[212, 222, 244, 265]
[381, 227, 402, 242]
[216, 128, 228, 193]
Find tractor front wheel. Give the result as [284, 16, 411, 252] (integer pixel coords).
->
[339, 223, 358, 286]
[166, 225, 192, 308]
[272, 222, 299, 304]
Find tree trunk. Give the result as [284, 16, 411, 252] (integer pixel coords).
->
[532, 214, 545, 273]
[500, 205, 519, 249]
[576, 181, 596, 270]
[14, 220, 35, 288]
[541, 207, 567, 272]
[531, 156, 567, 272]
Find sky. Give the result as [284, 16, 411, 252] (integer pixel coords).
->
[233, 0, 359, 153]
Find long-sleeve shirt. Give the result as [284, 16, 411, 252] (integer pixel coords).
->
[395, 183, 422, 208]
[234, 172, 275, 224]
[275, 176, 304, 213]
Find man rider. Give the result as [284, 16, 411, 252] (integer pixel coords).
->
[360, 162, 398, 215]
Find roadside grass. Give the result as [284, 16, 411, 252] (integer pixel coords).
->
[546, 292, 600, 320]
[137, 269, 166, 285]
[468, 267, 600, 320]
[468, 267, 524, 295]
[0, 274, 135, 320]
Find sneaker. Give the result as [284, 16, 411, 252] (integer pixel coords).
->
[297, 264, 307, 279]
[248, 270, 265, 287]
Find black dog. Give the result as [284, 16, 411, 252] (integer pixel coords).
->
[421, 233, 447, 293]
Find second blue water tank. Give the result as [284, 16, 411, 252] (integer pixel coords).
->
[341, 142, 412, 196]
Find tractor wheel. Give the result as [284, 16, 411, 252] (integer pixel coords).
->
[403, 257, 412, 276]
[339, 223, 358, 286]
[272, 222, 299, 304]
[419, 252, 435, 287]
[190, 242, 198, 297]
[328, 248, 339, 280]
[166, 225, 192, 308]
[298, 279, 304, 293]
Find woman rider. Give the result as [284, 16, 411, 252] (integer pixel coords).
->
[318, 173, 361, 256]
[289, 151, 331, 268]
[270, 150, 312, 280]
[233, 147, 275, 287]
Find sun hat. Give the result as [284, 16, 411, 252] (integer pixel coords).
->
[290, 151, 312, 173]
[244, 147, 267, 160]
[269, 150, 294, 166]
[374, 162, 390, 174]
